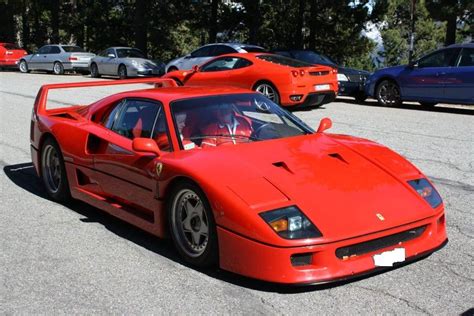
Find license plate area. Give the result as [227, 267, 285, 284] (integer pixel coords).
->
[315, 84, 330, 91]
[373, 247, 406, 267]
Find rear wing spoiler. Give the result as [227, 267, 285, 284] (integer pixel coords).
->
[33, 78, 178, 115]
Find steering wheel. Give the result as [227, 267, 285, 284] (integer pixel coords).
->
[252, 123, 273, 139]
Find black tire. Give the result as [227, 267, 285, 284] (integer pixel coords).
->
[19, 60, 29, 73]
[53, 61, 65, 75]
[118, 64, 127, 79]
[375, 79, 402, 107]
[40, 137, 71, 202]
[168, 181, 218, 268]
[354, 92, 367, 103]
[253, 81, 280, 104]
[167, 66, 178, 73]
[420, 102, 437, 107]
[90, 63, 100, 78]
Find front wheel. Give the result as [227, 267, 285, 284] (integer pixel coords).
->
[41, 138, 71, 202]
[254, 82, 280, 104]
[90, 63, 101, 78]
[376, 80, 402, 107]
[53, 62, 64, 75]
[19, 60, 29, 73]
[118, 64, 127, 79]
[168, 181, 218, 268]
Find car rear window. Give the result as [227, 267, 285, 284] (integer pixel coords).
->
[256, 54, 312, 68]
[3, 43, 20, 50]
[61, 46, 85, 52]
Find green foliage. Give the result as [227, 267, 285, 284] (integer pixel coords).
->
[380, 0, 445, 66]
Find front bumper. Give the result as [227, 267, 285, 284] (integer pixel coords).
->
[338, 81, 365, 97]
[217, 211, 447, 284]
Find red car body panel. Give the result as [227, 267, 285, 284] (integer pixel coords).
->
[0, 43, 27, 67]
[30, 78, 447, 284]
[163, 53, 338, 108]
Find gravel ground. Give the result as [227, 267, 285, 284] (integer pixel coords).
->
[1, 71, 473, 315]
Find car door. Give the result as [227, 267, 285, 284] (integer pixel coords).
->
[91, 98, 172, 215]
[46, 45, 62, 71]
[398, 48, 460, 101]
[29, 45, 50, 70]
[443, 47, 474, 103]
[101, 48, 117, 74]
[184, 56, 237, 86]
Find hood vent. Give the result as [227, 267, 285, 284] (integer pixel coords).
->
[328, 152, 348, 164]
[272, 161, 294, 174]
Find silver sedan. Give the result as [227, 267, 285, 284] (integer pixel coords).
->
[89, 47, 165, 79]
[19, 45, 95, 75]
[164, 43, 265, 73]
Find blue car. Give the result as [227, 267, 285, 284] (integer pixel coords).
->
[366, 43, 474, 106]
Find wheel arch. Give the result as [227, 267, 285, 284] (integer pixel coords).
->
[374, 76, 401, 93]
[252, 79, 278, 91]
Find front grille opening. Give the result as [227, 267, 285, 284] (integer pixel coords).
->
[336, 225, 427, 260]
[291, 253, 312, 267]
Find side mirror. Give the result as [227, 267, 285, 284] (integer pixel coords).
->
[132, 138, 161, 157]
[107, 53, 116, 58]
[192, 64, 199, 73]
[316, 117, 332, 133]
[407, 62, 418, 69]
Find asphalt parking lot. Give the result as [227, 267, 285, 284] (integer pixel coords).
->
[1, 71, 473, 314]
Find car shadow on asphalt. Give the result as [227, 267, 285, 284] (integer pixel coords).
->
[3, 162, 431, 293]
[337, 98, 474, 115]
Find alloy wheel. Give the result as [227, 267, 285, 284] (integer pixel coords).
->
[255, 83, 279, 103]
[42, 144, 62, 194]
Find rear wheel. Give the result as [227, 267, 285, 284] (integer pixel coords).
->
[53, 61, 64, 75]
[90, 63, 100, 78]
[254, 82, 280, 104]
[168, 181, 218, 268]
[118, 64, 127, 79]
[19, 60, 29, 73]
[375, 80, 401, 107]
[41, 138, 71, 202]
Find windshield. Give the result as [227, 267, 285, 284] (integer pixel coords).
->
[292, 51, 336, 66]
[61, 46, 85, 52]
[171, 93, 312, 150]
[117, 48, 145, 58]
[256, 54, 312, 68]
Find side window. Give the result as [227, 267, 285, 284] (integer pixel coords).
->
[50, 46, 61, 54]
[458, 48, 474, 67]
[38, 46, 50, 54]
[191, 46, 213, 58]
[418, 48, 460, 68]
[106, 48, 115, 57]
[233, 58, 252, 69]
[108, 99, 160, 140]
[151, 108, 172, 152]
[201, 57, 240, 72]
[212, 45, 237, 56]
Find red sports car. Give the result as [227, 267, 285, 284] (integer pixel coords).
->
[163, 53, 338, 109]
[0, 42, 27, 68]
[31, 78, 447, 284]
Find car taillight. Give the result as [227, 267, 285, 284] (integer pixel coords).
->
[291, 70, 306, 77]
[6, 51, 12, 55]
[300, 69, 305, 76]
[291, 70, 299, 77]
[332, 67, 337, 74]
[69, 57, 78, 61]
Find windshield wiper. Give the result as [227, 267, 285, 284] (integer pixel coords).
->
[189, 134, 261, 141]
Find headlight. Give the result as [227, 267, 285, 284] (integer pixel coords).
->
[260, 206, 322, 239]
[408, 178, 442, 208]
[337, 74, 349, 81]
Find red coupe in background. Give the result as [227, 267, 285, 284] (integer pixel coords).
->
[31, 78, 447, 284]
[0, 43, 27, 68]
[163, 53, 338, 109]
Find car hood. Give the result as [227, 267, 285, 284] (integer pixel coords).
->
[177, 134, 434, 242]
[123, 57, 160, 67]
[338, 66, 370, 76]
